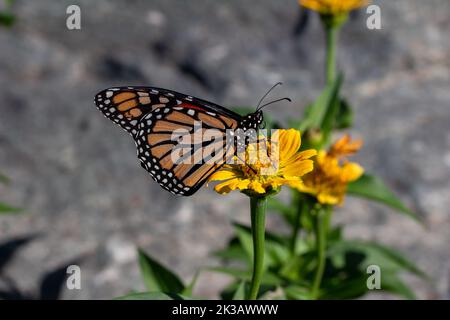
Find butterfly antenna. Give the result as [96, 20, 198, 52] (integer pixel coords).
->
[257, 97, 292, 111]
[256, 82, 283, 111]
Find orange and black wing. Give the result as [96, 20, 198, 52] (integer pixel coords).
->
[94, 86, 242, 136]
[94, 86, 242, 196]
[136, 102, 240, 196]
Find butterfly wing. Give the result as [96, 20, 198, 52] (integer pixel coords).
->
[94, 86, 242, 136]
[94, 86, 242, 196]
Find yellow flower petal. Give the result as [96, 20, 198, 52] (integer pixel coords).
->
[318, 193, 341, 205]
[248, 181, 266, 194]
[208, 169, 239, 183]
[207, 128, 316, 196]
[213, 179, 238, 194]
[298, 135, 364, 206]
[329, 134, 363, 158]
[278, 129, 301, 161]
[281, 159, 314, 177]
[340, 162, 364, 182]
[300, 0, 369, 15]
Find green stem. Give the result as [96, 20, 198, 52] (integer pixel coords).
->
[247, 196, 267, 300]
[325, 26, 338, 85]
[310, 206, 332, 299]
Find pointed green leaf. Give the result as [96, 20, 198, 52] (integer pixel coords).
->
[213, 240, 249, 263]
[181, 271, 199, 297]
[334, 98, 353, 129]
[0, 202, 22, 214]
[381, 272, 416, 300]
[299, 73, 343, 132]
[137, 248, 184, 294]
[232, 281, 247, 300]
[347, 174, 420, 222]
[233, 223, 290, 268]
[328, 240, 426, 278]
[283, 285, 311, 300]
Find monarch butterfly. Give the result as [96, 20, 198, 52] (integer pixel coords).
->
[94, 84, 289, 196]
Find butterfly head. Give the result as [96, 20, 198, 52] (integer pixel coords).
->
[241, 110, 264, 131]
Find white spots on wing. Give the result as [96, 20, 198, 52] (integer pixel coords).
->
[174, 107, 183, 110]
[106, 91, 113, 98]
[151, 89, 159, 94]
[138, 91, 149, 97]
[109, 107, 115, 112]
[206, 111, 216, 116]
[130, 120, 138, 126]
[187, 109, 195, 116]
[159, 97, 169, 103]
[176, 100, 182, 105]
[104, 99, 110, 104]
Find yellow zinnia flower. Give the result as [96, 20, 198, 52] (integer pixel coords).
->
[208, 129, 317, 197]
[297, 134, 364, 205]
[299, 0, 369, 16]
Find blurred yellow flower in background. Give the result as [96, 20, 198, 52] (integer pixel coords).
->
[298, 134, 364, 205]
[208, 129, 316, 196]
[299, 0, 369, 15]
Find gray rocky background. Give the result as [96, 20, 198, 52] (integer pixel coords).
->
[0, 0, 449, 299]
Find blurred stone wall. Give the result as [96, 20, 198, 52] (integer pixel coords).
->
[0, 0, 449, 299]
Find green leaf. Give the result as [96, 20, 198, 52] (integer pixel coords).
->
[347, 174, 420, 222]
[267, 197, 295, 226]
[208, 267, 282, 286]
[0, 202, 22, 214]
[334, 98, 353, 129]
[232, 281, 247, 300]
[233, 223, 290, 268]
[329, 240, 426, 278]
[234, 224, 254, 261]
[299, 74, 343, 132]
[0, 12, 15, 27]
[283, 285, 311, 300]
[0, 173, 10, 184]
[137, 248, 184, 294]
[380, 272, 416, 300]
[181, 271, 199, 297]
[320, 274, 369, 299]
[115, 292, 185, 300]
[213, 239, 249, 263]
